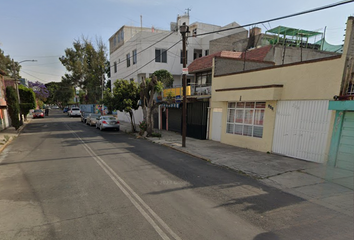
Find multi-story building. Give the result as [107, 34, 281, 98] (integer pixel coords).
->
[108, 15, 246, 124]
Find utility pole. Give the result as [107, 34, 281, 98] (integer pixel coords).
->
[101, 73, 105, 101]
[180, 22, 189, 147]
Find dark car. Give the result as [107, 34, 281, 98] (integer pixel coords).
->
[33, 109, 44, 118]
[63, 107, 69, 113]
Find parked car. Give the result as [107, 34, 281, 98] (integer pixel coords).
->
[80, 112, 90, 123]
[63, 107, 69, 113]
[68, 107, 81, 117]
[86, 113, 101, 126]
[96, 116, 120, 131]
[33, 109, 44, 118]
[52, 105, 59, 109]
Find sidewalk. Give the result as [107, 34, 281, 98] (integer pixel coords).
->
[0, 119, 30, 154]
[120, 121, 353, 217]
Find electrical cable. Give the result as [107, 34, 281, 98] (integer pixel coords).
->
[192, 0, 354, 38]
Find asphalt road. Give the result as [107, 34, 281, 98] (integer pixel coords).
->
[0, 110, 352, 240]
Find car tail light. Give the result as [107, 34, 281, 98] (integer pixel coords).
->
[116, 121, 120, 124]
[102, 120, 107, 124]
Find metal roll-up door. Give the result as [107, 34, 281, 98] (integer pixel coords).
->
[168, 108, 182, 133]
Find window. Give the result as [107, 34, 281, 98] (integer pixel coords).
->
[193, 49, 202, 60]
[114, 61, 117, 73]
[205, 50, 209, 56]
[226, 102, 265, 138]
[126, 53, 130, 67]
[155, 49, 167, 63]
[180, 50, 188, 64]
[196, 72, 212, 86]
[132, 49, 137, 65]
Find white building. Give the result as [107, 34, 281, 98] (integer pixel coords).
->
[109, 15, 246, 123]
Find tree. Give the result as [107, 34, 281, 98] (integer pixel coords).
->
[19, 85, 36, 121]
[0, 49, 21, 79]
[59, 37, 108, 103]
[5, 86, 21, 130]
[103, 79, 140, 132]
[53, 82, 75, 108]
[28, 81, 49, 102]
[153, 69, 174, 88]
[139, 75, 163, 136]
[45, 82, 61, 105]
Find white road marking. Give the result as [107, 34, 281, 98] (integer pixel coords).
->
[66, 125, 181, 240]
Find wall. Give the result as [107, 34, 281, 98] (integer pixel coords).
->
[266, 45, 341, 65]
[214, 58, 274, 76]
[210, 55, 345, 152]
[212, 56, 344, 102]
[209, 31, 248, 54]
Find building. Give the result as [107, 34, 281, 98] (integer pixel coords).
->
[208, 17, 354, 170]
[109, 15, 246, 124]
[0, 70, 10, 130]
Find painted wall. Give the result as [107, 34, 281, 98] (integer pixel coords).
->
[210, 55, 345, 153]
[212, 57, 344, 102]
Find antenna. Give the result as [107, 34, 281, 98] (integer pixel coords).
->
[185, 8, 191, 16]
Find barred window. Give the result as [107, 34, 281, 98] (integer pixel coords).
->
[226, 102, 265, 138]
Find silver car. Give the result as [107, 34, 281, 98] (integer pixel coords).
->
[86, 113, 101, 126]
[96, 116, 120, 131]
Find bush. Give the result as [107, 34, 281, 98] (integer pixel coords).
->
[5, 86, 21, 130]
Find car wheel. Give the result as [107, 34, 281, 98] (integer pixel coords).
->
[117, 127, 120, 131]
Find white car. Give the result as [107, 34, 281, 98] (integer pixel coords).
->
[68, 107, 81, 117]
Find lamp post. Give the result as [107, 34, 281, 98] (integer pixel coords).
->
[180, 22, 189, 147]
[13, 59, 37, 124]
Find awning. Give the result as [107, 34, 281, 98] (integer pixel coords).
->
[161, 103, 180, 108]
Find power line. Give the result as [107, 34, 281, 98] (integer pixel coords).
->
[193, 0, 354, 38]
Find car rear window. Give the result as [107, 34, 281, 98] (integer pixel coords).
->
[72, 108, 80, 110]
[103, 117, 117, 120]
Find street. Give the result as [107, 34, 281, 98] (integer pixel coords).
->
[0, 110, 352, 240]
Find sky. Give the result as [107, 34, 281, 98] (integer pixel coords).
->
[0, 0, 353, 83]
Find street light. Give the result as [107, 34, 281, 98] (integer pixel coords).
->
[13, 59, 37, 124]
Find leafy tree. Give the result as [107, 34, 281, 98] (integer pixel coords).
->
[153, 69, 174, 88]
[106, 79, 111, 90]
[45, 82, 61, 104]
[0, 49, 21, 79]
[19, 85, 36, 121]
[140, 75, 163, 136]
[103, 79, 140, 132]
[28, 81, 49, 101]
[59, 37, 108, 103]
[5, 86, 21, 130]
[53, 82, 75, 108]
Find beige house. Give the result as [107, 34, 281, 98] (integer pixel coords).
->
[209, 17, 354, 165]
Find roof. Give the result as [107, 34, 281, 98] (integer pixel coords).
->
[266, 26, 322, 38]
[240, 45, 272, 61]
[188, 51, 242, 73]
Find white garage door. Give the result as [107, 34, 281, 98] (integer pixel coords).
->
[272, 100, 332, 163]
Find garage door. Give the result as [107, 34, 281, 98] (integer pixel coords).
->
[336, 112, 354, 170]
[272, 100, 332, 163]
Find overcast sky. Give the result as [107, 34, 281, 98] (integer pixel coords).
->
[1, 0, 353, 83]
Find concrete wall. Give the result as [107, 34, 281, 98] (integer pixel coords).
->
[265, 45, 340, 65]
[214, 58, 274, 76]
[210, 31, 248, 54]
